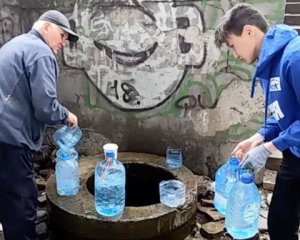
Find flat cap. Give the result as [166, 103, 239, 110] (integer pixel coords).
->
[39, 10, 78, 42]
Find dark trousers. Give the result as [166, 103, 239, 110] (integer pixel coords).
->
[0, 142, 37, 240]
[268, 149, 300, 240]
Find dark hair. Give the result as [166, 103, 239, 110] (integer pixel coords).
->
[215, 3, 269, 48]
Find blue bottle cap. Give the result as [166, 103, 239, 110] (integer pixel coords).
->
[240, 172, 254, 183]
[229, 156, 239, 166]
[57, 149, 71, 160]
[105, 151, 114, 158]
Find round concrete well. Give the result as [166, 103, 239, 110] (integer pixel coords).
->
[46, 152, 197, 240]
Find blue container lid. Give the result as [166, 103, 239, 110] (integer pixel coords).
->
[57, 149, 71, 160]
[229, 156, 239, 166]
[56, 148, 78, 160]
[240, 172, 254, 183]
[105, 151, 115, 158]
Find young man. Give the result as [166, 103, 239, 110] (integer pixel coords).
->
[0, 10, 79, 240]
[215, 3, 300, 240]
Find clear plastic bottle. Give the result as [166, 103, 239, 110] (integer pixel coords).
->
[55, 148, 79, 196]
[94, 150, 126, 217]
[165, 148, 183, 170]
[214, 157, 239, 215]
[159, 180, 186, 207]
[225, 172, 261, 239]
[53, 125, 82, 151]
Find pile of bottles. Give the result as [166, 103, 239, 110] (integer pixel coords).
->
[214, 156, 261, 239]
[53, 125, 82, 196]
[94, 143, 126, 218]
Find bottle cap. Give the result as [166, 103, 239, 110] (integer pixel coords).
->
[103, 143, 118, 159]
[105, 150, 114, 158]
[103, 143, 118, 151]
[229, 156, 239, 165]
[57, 149, 71, 160]
[240, 172, 254, 183]
[56, 148, 78, 160]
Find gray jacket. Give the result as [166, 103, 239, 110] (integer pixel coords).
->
[0, 29, 68, 151]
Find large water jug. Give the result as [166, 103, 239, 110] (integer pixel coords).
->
[214, 156, 239, 215]
[225, 172, 261, 239]
[94, 149, 126, 217]
[55, 148, 80, 196]
[53, 125, 82, 150]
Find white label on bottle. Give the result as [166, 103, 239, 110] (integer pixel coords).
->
[243, 203, 260, 223]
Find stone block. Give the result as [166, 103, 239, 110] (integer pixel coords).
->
[263, 170, 277, 191]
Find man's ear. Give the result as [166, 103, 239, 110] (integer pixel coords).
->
[243, 25, 255, 37]
[43, 22, 51, 34]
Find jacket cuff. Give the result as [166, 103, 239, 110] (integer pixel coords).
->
[272, 137, 289, 151]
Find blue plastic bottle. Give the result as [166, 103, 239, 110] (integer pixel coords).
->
[214, 157, 239, 215]
[95, 150, 126, 217]
[225, 172, 261, 239]
[53, 125, 82, 151]
[55, 148, 80, 196]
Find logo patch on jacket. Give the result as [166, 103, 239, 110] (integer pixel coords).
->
[270, 77, 281, 92]
[269, 100, 284, 121]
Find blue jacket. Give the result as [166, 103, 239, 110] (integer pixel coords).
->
[252, 24, 300, 157]
[0, 30, 68, 151]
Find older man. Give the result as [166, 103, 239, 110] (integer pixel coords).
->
[0, 10, 79, 240]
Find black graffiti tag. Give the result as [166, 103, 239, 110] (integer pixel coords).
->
[121, 82, 140, 105]
[175, 94, 217, 116]
[0, 17, 13, 47]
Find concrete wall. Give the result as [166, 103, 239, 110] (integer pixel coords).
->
[0, 0, 285, 177]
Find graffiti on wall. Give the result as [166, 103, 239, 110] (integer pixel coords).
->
[63, 0, 220, 111]
[0, 17, 14, 47]
[0, 5, 23, 47]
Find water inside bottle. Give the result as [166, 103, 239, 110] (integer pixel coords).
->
[95, 150, 125, 217]
[214, 157, 239, 215]
[225, 173, 260, 239]
[55, 149, 79, 196]
[95, 169, 125, 217]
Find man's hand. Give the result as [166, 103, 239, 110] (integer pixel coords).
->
[232, 133, 264, 160]
[66, 111, 78, 128]
[240, 144, 271, 173]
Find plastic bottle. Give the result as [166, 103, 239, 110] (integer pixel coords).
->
[94, 149, 126, 217]
[159, 180, 186, 207]
[214, 156, 239, 215]
[53, 125, 82, 151]
[165, 148, 183, 170]
[55, 148, 80, 196]
[225, 172, 261, 239]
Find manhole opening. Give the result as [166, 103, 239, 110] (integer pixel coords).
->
[86, 162, 175, 207]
